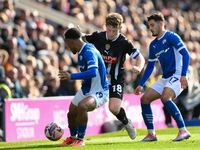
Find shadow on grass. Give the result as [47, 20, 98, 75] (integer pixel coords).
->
[0, 141, 136, 150]
[0, 144, 64, 150]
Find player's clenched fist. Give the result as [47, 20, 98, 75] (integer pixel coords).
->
[134, 85, 143, 95]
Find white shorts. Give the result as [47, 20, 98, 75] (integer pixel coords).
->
[150, 75, 183, 98]
[72, 89, 109, 109]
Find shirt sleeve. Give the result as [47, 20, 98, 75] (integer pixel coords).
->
[130, 49, 140, 59]
[139, 61, 156, 86]
[139, 44, 157, 86]
[126, 38, 138, 54]
[85, 31, 99, 44]
[84, 48, 98, 69]
[71, 67, 97, 80]
[72, 46, 99, 80]
[168, 33, 190, 76]
[179, 49, 190, 76]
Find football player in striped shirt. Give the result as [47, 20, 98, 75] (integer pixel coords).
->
[79, 12, 145, 140]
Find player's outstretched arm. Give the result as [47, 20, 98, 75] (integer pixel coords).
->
[58, 68, 97, 81]
[77, 25, 87, 42]
[133, 54, 145, 75]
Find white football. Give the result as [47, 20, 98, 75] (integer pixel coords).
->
[44, 122, 64, 141]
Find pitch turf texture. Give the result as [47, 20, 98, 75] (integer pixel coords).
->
[0, 126, 199, 150]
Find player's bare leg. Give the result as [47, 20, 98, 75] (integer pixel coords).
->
[71, 96, 96, 146]
[60, 103, 78, 146]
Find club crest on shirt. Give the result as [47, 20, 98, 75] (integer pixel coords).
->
[105, 44, 110, 50]
[162, 39, 166, 44]
[79, 55, 83, 61]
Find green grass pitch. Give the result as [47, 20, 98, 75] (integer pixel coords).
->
[0, 126, 199, 150]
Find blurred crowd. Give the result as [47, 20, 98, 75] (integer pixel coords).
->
[0, 0, 200, 119]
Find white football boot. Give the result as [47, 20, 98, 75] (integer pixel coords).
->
[124, 119, 137, 140]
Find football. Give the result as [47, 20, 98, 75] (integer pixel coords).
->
[44, 122, 64, 141]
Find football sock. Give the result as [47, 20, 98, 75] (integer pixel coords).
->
[179, 127, 187, 131]
[148, 129, 156, 136]
[69, 126, 77, 138]
[116, 107, 129, 125]
[70, 136, 76, 139]
[141, 104, 155, 131]
[77, 122, 87, 140]
[164, 100, 185, 129]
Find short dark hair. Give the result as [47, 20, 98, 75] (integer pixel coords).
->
[64, 28, 81, 39]
[147, 12, 165, 22]
[106, 13, 123, 28]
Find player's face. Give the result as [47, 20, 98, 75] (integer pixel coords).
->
[65, 39, 76, 54]
[106, 25, 120, 41]
[148, 20, 161, 37]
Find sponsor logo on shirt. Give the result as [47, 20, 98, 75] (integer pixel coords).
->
[155, 47, 170, 58]
[101, 54, 118, 63]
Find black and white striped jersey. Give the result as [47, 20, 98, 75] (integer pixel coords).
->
[85, 31, 139, 84]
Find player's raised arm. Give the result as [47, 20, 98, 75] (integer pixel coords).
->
[77, 25, 87, 42]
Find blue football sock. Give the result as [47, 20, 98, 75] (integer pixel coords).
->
[164, 100, 185, 128]
[141, 104, 154, 130]
[77, 123, 87, 140]
[69, 126, 77, 138]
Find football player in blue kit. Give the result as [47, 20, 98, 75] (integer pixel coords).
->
[134, 12, 191, 142]
[58, 28, 109, 146]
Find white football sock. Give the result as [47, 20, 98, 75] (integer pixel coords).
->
[148, 129, 156, 136]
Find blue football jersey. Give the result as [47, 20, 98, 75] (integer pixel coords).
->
[149, 31, 189, 78]
[78, 43, 109, 94]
